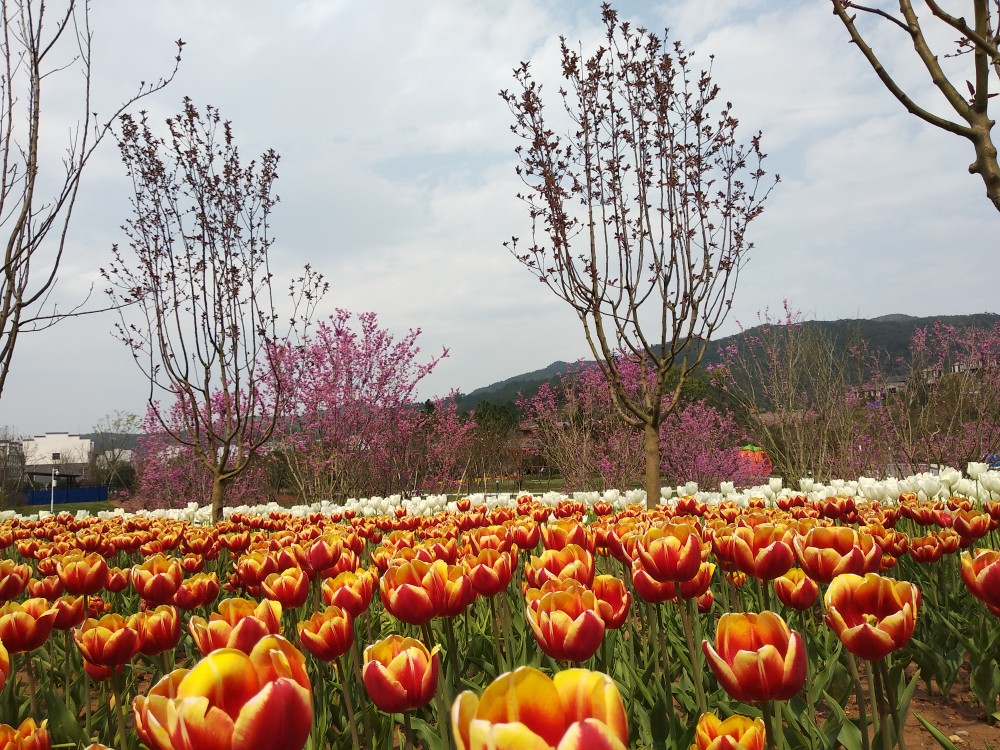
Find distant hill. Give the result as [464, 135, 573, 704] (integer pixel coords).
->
[455, 312, 1000, 414]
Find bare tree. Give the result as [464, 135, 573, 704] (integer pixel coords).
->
[501, 5, 776, 507]
[0, 424, 24, 506]
[102, 100, 326, 522]
[831, 1, 1000, 211]
[0, 1, 181, 398]
[89, 410, 139, 489]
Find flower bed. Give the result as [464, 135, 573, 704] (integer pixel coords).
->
[0, 469, 997, 749]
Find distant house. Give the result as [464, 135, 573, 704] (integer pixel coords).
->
[21, 432, 93, 488]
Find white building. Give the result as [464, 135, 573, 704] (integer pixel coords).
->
[22, 432, 94, 468]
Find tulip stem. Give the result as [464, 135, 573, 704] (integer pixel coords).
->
[845, 652, 871, 750]
[63, 630, 73, 708]
[487, 596, 507, 673]
[680, 598, 707, 714]
[422, 622, 453, 749]
[878, 659, 906, 750]
[349, 638, 374, 750]
[760, 700, 778, 750]
[23, 652, 37, 716]
[498, 593, 517, 671]
[112, 670, 131, 750]
[870, 660, 893, 750]
[402, 711, 416, 750]
[654, 603, 677, 729]
[444, 616, 461, 694]
[338, 656, 361, 750]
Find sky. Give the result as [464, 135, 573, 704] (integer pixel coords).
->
[0, 0, 996, 436]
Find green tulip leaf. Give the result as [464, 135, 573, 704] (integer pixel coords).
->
[39, 688, 88, 747]
[916, 714, 962, 750]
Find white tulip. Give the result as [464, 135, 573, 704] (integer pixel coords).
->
[967, 462, 989, 480]
[938, 466, 961, 489]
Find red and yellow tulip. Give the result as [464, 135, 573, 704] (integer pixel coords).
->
[702, 611, 806, 702]
[362, 634, 440, 713]
[452, 666, 627, 750]
[824, 573, 920, 660]
[133, 634, 312, 750]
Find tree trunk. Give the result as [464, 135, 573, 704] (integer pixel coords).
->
[644, 422, 661, 510]
[210, 474, 228, 524]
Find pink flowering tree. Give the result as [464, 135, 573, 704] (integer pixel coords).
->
[266, 310, 473, 500]
[132, 396, 268, 510]
[866, 322, 1000, 472]
[660, 400, 768, 490]
[520, 357, 762, 492]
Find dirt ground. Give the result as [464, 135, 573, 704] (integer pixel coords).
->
[899, 677, 999, 749]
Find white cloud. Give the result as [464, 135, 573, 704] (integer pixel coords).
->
[0, 0, 995, 433]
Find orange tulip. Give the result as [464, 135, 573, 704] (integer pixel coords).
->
[691, 712, 766, 750]
[636, 524, 705, 583]
[132, 554, 184, 605]
[464, 549, 514, 598]
[297, 605, 354, 662]
[56, 552, 109, 596]
[960, 549, 1000, 608]
[509, 519, 540, 550]
[441, 563, 476, 617]
[540, 519, 595, 552]
[908, 535, 944, 564]
[0, 598, 57, 652]
[261, 567, 310, 610]
[363, 635, 440, 713]
[133, 634, 312, 750]
[630, 560, 677, 603]
[730, 524, 795, 581]
[953, 509, 991, 542]
[824, 573, 921, 660]
[172, 572, 221, 611]
[26, 575, 62, 601]
[136, 605, 182, 657]
[306, 533, 343, 575]
[452, 666, 628, 750]
[322, 569, 377, 618]
[524, 544, 595, 589]
[793, 526, 881, 584]
[0, 719, 49, 750]
[663, 562, 716, 601]
[50, 595, 86, 631]
[379, 559, 446, 625]
[74, 613, 142, 667]
[592, 574, 631, 629]
[526, 581, 605, 662]
[105, 567, 131, 594]
[0, 560, 30, 602]
[188, 597, 282, 656]
[772, 568, 819, 611]
[702, 611, 806, 702]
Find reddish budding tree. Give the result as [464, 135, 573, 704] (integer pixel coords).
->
[103, 100, 325, 522]
[266, 310, 474, 500]
[710, 305, 888, 481]
[502, 4, 775, 507]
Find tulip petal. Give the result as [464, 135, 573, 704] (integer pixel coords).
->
[476, 667, 566, 746]
[232, 679, 313, 750]
[468, 720, 553, 750]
